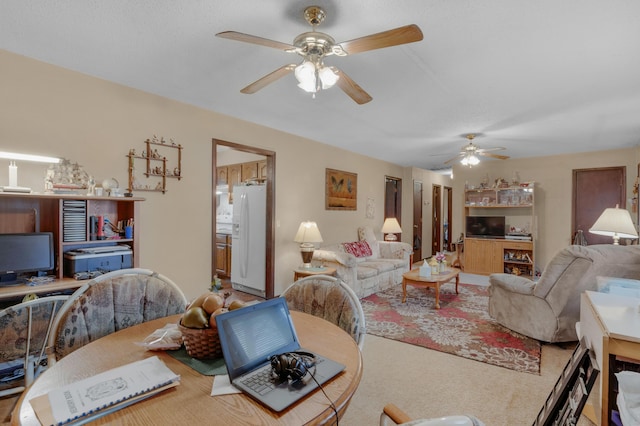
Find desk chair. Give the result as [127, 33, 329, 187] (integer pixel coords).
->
[0, 295, 69, 397]
[380, 403, 484, 426]
[281, 274, 366, 350]
[47, 268, 188, 364]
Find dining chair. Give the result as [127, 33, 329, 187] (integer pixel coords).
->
[281, 274, 366, 350]
[47, 268, 188, 364]
[0, 295, 69, 397]
[380, 403, 485, 426]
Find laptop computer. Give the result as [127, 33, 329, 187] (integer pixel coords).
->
[215, 297, 346, 412]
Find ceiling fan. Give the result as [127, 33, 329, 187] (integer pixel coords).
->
[216, 5, 423, 104]
[444, 134, 510, 167]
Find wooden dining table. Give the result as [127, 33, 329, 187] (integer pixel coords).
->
[12, 311, 363, 425]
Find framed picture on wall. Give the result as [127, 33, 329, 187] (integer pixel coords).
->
[325, 168, 357, 210]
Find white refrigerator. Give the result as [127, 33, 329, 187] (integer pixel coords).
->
[231, 184, 266, 297]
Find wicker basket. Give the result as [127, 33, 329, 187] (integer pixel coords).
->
[177, 321, 222, 359]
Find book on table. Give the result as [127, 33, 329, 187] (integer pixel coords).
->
[30, 356, 180, 425]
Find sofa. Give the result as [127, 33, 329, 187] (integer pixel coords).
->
[488, 244, 640, 343]
[312, 226, 413, 298]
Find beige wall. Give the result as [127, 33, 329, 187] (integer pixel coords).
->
[1, 50, 420, 299]
[4, 49, 637, 294]
[452, 147, 640, 271]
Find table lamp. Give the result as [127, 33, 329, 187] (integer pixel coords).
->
[294, 221, 323, 268]
[589, 204, 639, 245]
[381, 217, 402, 241]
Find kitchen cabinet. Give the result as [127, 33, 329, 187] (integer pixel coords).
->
[215, 233, 231, 277]
[216, 166, 228, 185]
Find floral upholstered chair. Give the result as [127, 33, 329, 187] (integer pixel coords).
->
[47, 268, 188, 364]
[281, 274, 366, 350]
[0, 295, 69, 397]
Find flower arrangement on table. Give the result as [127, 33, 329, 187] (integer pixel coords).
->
[435, 251, 447, 272]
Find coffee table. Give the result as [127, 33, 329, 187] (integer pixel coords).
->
[402, 267, 460, 309]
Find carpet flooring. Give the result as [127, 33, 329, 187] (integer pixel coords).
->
[362, 282, 542, 374]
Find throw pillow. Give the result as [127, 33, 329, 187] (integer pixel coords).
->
[342, 241, 373, 258]
[358, 226, 381, 259]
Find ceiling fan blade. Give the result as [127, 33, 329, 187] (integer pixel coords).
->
[480, 152, 510, 160]
[333, 68, 373, 104]
[240, 64, 296, 94]
[216, 31, 296, 51]
[477, 146, 506, 153]
[337, 24, 423, 55]
[443, 154, 463, 165]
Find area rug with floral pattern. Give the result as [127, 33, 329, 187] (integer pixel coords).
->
[362, 283, 541, 374]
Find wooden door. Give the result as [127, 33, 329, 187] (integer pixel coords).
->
[432, 184, 441, 255]
[572, 167, 626, 245]
[385, 176, 402, 238]
[444, 186, 452, 251]
[413, 180, 423, 261]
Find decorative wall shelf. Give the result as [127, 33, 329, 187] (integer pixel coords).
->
[126, 136, 183, 194]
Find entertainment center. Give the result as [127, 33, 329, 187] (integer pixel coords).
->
[0, 192, 144, 303]
[463, 184, 536, 277]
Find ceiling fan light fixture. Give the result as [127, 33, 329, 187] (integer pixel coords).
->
[318, 66, 339, 89]
[460, 153, 480, 167]
[295, 60, 339, 93]
[295, 60, 316, 92]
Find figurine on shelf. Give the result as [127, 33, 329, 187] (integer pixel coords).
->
[173, 167, 180, 177]
[87, 176, 96, 196]
[44, 168, 55, 193]
[155, 182, 163, 191]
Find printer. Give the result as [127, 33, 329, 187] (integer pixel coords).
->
[64, 245, 133, 277]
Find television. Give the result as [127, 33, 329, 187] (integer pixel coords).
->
[0, 232, 54, 285]
[466, 216, 506, 239]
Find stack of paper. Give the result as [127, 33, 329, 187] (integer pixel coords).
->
[31, 356, 179, 425]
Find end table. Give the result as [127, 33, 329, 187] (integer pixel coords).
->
[293, 266, 337, 282]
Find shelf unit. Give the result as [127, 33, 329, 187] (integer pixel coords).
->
[464, 184, 536, 277]
[0, 192, 144, 281]
[127, 138, 182, 194]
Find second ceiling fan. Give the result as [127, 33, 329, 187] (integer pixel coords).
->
[445, 134, 510, 167]
[216, 5, 423, 104]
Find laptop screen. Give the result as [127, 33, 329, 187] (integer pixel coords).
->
[216, 297, 301, 378]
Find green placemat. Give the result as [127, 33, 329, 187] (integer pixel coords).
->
[167, 347, 228, 376]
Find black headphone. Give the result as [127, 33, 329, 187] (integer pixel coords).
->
[269, 351, 316, 383]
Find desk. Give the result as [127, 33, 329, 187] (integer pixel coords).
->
[579, 291, 640, 426]
[12, 311, 362, 425]
[0, 279, 84, 303]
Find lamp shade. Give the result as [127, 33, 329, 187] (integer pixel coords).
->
[294, 221, 323, 244]
[381, 218, 402, 234]
[589, 204, 638, 244]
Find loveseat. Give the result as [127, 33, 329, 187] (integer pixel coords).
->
[488, 244, 640, 342]
[312, 226, 413, 298]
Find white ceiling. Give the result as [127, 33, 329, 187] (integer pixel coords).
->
[3, 1, 640, 170]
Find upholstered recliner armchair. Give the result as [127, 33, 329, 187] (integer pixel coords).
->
[488, 244, 640, 343]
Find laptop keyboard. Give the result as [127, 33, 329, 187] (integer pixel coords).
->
[239, 367, 276, 395]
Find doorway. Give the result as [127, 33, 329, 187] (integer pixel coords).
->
[572, 167, 626, 245]
[212, 139, 276, 299]
[385, 176, 402, 237]
[443, 186, 453, 251]
[413, 180, 423, 261]
[432, 184, 442, 255]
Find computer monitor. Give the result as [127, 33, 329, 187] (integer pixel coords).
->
[0, 232, 54, 284]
